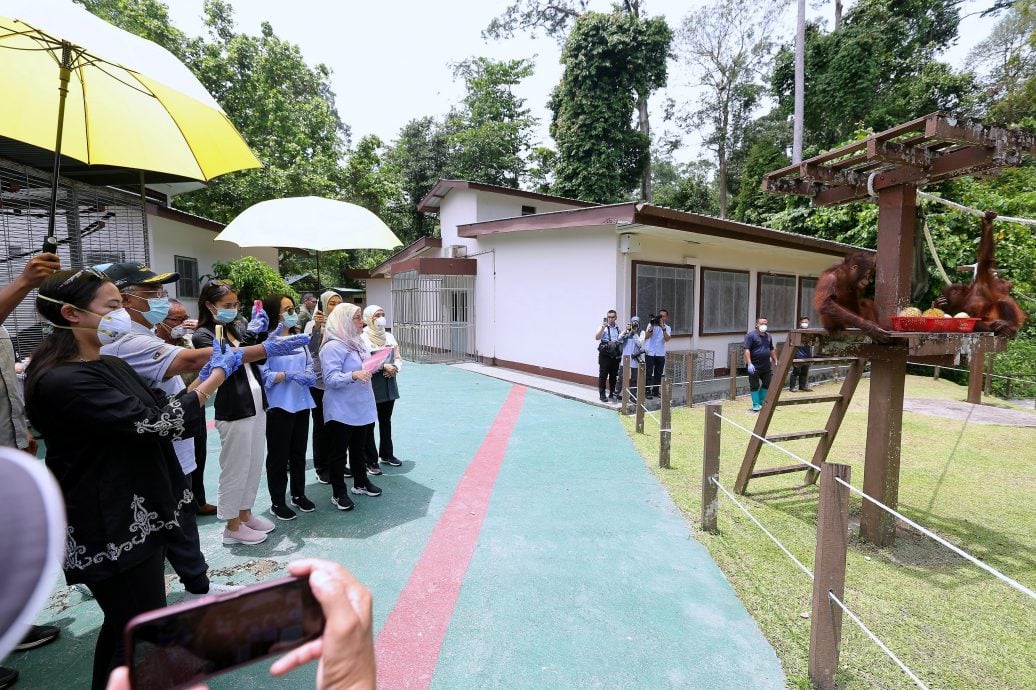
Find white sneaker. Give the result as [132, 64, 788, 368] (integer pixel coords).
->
[222, 524, 268, 545]
[183, 583, 244, 601]
[244, 515, 276, 533]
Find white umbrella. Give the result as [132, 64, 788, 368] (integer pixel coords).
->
[214, 197, 402, 251]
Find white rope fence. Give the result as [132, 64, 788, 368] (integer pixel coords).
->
[716, 414, 822, 473]
[908, 360, 1036, 385]
[918, 190, 1036, 227]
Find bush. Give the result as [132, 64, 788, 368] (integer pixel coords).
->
[211, 256, 298, 307]
[992, 336, 1036, 399]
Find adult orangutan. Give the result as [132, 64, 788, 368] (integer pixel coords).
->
[813, 251, 892, 343]
[934, 210, 1026, 338]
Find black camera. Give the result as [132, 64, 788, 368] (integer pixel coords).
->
[648, 314, 660, 326]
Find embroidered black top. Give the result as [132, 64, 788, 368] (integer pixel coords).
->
[28, 356, 198, 584]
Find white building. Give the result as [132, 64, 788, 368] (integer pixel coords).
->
[365, 180, 870, 387]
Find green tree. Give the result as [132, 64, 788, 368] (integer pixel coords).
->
[383, 117, 450, 242]
[549, 10, 671, 203]
[484, 1, 670, 200]
[971, 0, 1036, 126]
[676, 0, 785, 218]
[651, 159, 718, 215]
[729, 112, 793, 224]
[211, 255, 297, 305]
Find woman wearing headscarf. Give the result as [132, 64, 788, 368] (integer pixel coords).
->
[259, 294, 316, 520]
[305, 290, 342, 484]
[360, 305, 404, 471]
[23, 268, 239, 689]
[319, 303, 382, 511]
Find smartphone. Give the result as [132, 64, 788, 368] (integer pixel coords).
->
[126, 575, 324, 690]
[41, 236, 58, 255]
[254, 299, 264, 314]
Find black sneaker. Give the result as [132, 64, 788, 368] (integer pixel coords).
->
[599, 395, 608, 402]
[316, 471, 330, 485]
[271, 504, 297, 521]
[381, 456, 403, 467]
[291, 495, 316, 512]
[351, 482, 382, 497]
[366, 463, 383, 476]
[0, 667, 18, 689]
[331, 495, 354, 511]
[344, 468, 352, 478]
[15, 624, 60, 651]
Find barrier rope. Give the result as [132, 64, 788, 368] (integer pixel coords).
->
[917, 190, 1036, 227]
[907, 361, 1036, 385]
[827, 592, 930, 690]
[716, 414, 823, 473]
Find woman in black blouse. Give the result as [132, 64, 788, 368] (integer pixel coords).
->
[24, 268, 240, 690]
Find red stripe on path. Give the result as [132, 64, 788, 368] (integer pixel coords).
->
[206, 419, 215, 431]
[375, 385, 526, 689]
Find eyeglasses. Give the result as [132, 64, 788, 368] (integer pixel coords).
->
[163, 315, 187, 325]
[126, 288, 169, 299]
[58, 267, 107, 289]
[207, 279, 233, 287]
[282, 306, 300, 315]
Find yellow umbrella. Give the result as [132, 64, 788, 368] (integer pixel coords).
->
[0, 0, 262, 234]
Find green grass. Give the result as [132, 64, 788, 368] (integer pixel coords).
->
[622, 375, 1036, 690]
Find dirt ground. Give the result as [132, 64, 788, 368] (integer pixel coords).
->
[904, 398, 1036, 426]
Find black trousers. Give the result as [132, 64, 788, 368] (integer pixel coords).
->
[86, 548, 167, 690]
[748, 366, 773, 391]
[310, 388, 328, 476]
[266, 407, 311, 505]
[645, 354, 666, 396]
[365, 399, 396, 463]
[598, 353, 620, 397]
[165, 485, 209, 594]
[789, 364, 810, 390]
[326, 420, 373, 497]
[190, 417, 208, 507]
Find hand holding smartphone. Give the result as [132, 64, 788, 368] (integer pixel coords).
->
[126, 575, 324, 690]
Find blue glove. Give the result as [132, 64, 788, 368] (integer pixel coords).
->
[286, 371, 317, 387]
[201, 340, 241, 381]
[246, 305, 269, 335]
[747, 362, 756, 375]
[262, 333, 310, 357]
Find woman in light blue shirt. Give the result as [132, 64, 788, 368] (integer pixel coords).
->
[319, 303, 382, 511]
[260, 294, 316, 521]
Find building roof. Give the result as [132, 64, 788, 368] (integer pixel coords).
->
[456, 202, 870, 257]
[369, 236, 442, 277]
[417, 179, 598, 213]
[145, 201, 225, 232]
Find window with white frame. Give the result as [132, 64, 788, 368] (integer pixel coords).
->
[634, 262, 694, 335]
[798, 277, 819, 323]
[701, 268, 750, 334]
[175, 255, 199, 299]
[758, 273, 797, 330]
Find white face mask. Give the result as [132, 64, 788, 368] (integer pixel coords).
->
[375, 316, 386, 329]
[38, 296, 133, 345]
[170, 325, 187, 340]
[800, 321, 809, 329]
[758, 324, 768, 333]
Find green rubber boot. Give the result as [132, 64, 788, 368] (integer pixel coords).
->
[750, 389, 761, 411]
[759, 387, 769, 406]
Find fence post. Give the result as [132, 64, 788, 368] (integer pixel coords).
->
[808, 462, 852, 690]
[933, 365, 940, 381]
[687, 351, 697, 407]
[728, 351, 738, 401]
[984, 353, 994, 396]
[620, 355, 632, 416]
[701, 402, 721, 533]
[636, 361, 646, 434]
[659, 374, 672, 468]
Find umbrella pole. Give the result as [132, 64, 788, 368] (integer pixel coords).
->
[48, 43, 73, 240]
[316, 250, 321, 291]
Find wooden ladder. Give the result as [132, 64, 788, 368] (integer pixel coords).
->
[734, 332, 866, 494]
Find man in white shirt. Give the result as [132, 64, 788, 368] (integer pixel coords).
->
[643, 309, 672, 399]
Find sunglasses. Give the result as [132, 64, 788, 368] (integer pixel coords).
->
[58, 267, 107, 289]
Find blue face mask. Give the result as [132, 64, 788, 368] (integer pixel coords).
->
[215, 308, 238, 324]
[283, 314, 299, 328]
[137, 297, 170, 326]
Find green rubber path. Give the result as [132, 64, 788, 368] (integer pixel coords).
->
[10, 363, 783, 689]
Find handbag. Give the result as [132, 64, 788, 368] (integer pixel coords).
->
[598, 325, 622, 358]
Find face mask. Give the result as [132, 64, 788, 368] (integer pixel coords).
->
[758, 325, 768, 333]
[800, 322, 809, 329]
[215, 308, 238, 324]
[131, 297, 170, 326]
[37, 295, 132, 345]
[169, 325, 187, 339]
[375, 316, 386, 329]
[283, 314, 299, 328]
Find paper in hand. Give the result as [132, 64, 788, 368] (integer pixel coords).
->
[362, 347, 393, 374]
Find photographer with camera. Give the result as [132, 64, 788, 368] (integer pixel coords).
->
[643, 309, 671, 399]
[619, 316, 644, 399]
[594, 309, 625, 403]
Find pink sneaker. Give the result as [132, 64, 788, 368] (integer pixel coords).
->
[222, 524, 267, 545]
[244, 515, 276, 533]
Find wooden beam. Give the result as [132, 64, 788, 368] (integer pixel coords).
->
[927, 116, 1036, 153]
[866, 139, 932, 169]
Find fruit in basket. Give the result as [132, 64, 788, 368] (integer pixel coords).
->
[954, 312, 970, 318]
[898, 307, 923, 317]
[922, 307, 945, 317]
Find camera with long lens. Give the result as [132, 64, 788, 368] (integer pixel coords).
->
[648, 314, 660, 326]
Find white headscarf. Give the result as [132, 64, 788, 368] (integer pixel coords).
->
[324, 302, 366, 354]
[363, 304, 386, 349]
[318, 290, 339, 315]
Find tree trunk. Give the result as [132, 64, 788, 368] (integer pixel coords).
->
[638, 93, 651, 201]
[835, 0, 842, 31]
[718, 95, 729, 218]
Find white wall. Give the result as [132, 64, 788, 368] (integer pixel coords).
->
[147, 214, 278, 318]
[365, 278, 393, 325]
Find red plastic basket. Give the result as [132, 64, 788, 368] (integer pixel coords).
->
[891, 316, 980, 332]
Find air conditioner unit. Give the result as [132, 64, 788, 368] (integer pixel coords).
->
[619, 234, 641, 254]
[446, 244, 467, 258]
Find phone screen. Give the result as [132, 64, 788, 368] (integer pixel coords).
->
[127, 575, 324, 689]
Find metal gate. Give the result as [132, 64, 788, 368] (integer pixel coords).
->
[391, 270, 475, 363]
[1, 158, 150, 357]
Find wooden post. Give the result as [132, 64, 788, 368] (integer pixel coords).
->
[808, 462, 852, 690]
[620, 355, 632, 416]
[659, 374, 672, 468]
[701, 402, 721, 533]
[984, 353, 994, 396]
[636, 360, 646, 434]
[933, 365, 940, 381]
[728, 350, 738, 401]
[687, 351, 697, 407]
[967, 346, 984, 404]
